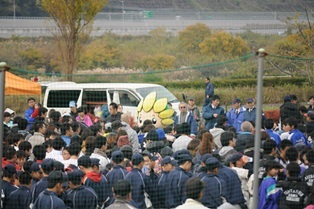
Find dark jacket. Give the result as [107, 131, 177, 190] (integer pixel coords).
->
[165, 167, 192, 208]
[277, 177, 310, 209]
[5, 185, 30, 209]
[258, 156, 279, 185]
[235, 132, 255, 154]
[125, 168, 154, 209]
[202, 104, 225, 130]
[65, 185, 98, 209]
[106, 165, 128, 190]
[1, 181, 17, 209]
[280, 102, 302, 123]
[106, 112, 122, 123]
[155, 171, 169, 208]
[30, 176, 48, 204]
[205, 82, 214, 98]
[32, 190, 67, 209]
[217, 166, 246, 205]
[83, 171, 113, 207]
[200, 173, 227, 208]
[301, 165, 314, 187]
[306, 121, 314, 135]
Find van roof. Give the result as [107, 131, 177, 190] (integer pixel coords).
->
[46, 82, 162, 90]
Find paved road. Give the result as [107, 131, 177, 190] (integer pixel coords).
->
[0, 18, 287, 37]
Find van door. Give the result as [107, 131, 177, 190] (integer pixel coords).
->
[106, 89, 140, 117]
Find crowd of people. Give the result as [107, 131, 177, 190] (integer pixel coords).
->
[1, 90, 314, 209]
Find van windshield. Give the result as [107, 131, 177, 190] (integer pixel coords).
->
[47, 90, 81, 108]
[136, 86, 179, 103]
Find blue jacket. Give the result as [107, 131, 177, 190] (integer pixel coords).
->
[1, 181, 17, 209]
[217, 166, 246, 205]
[83, 172, 113, 208]
[66, 185, 98, 209]
[258, 176, 281, 209]
[266, 129, 281, 146]
[106, 165, 128, 190]
[289, 129, 308, 147]
[24, 107, 35, 128]
[165, 167, 192, 208]
[155, 171, 169, 208]
[5, 185, 31, 209]
[205, 82, 214, 98]
[125, 168, 154, 209]
[32, 190, 67, 209]
[202, 105, 225, 130]
[174, 111, 198, 135]
[61, 135, 71, 147]
[200, 173, 227, 208]
[30, 176, 48, 204]
[101, 105, 109, 119]
[226, 106, 246, 132]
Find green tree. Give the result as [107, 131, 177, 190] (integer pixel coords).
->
[37, 0, 108, 80]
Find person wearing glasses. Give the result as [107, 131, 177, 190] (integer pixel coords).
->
[174, 102, 197, 136]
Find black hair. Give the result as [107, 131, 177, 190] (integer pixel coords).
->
[286, 162, 300, 177]
[298, 124, 306, 134]
[71, 121, 81, 133]
[23, 161, 34, 173]
[220, 131, 234, 147]
[19, 172, 32, 185]
[227, 126, 237, 137]
[27, 97, 35, 102]
[50, 111, 61, 122]
[306, 150, 314, 164]
[13, 116, 22, 125]
[17, 118, 28, 131]
[45, 130, 57, 139]
[70, 135, 82, 146]
[185, 177, 204, 200]
[60, 123, 72, 135]
[52, 137, 66, 150]
[33, 145, 46, 160]
[290, 94, 298, 101]
[177, 122, 190, 135]
[283, 117, 298, 129]
[94, 135, 107, 149]
[286, 147, 299, 162]
[163, 126, 173, 134]
[113, 179, 131, 197]
[11, 133, 24, 145]
[279, 139, 293, 151]
[3, 146, 16, 160]
[109, 102, 118, 110]
[263, 139, 277, 155]
[18, 141, 32, 152]
[265, 160, 281, 172]
[34, 122, 45, 132]
[212, 95, 220, 101]
[62, 115, 72, 124]
[299, 105, 308, 114]
[206, 77, 210, 81]
[38, 107, 48, 117]
[68, 142, 81, 156]
[43, 140, 53, 150]
[264, 118, 274, 129]
[47, 171, 63, 188]
[3, 167, 15, 178]
[16, 150, 26, 159]
[80, 129, 94, 141]
[69, 173, 82, 185]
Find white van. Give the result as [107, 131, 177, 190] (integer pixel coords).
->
[43, 82, 180, 119]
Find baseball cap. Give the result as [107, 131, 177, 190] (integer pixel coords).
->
[65, 164, 78, 172]
[120, 145, 132, 152]
[205, 157, 221, 169]
[142, 150, 158, 161]
[200, 153, 213, 163]
[161, 156, 177, 166]
[78, 155, 91, 168]
[283, 95, 291, 102]
[131, 153, 144, 165]
[246, 98, 254, 103]
[145, 130, 159, 141]
[67, 169, 85, 183]
[41, 159, 55, 173]
[30, 162, 41, 173]
[177, 154, 192, 165]
[232, 98, 241, 104]
[69, 101, 76, 108]
[112, 121, 124, 131]
[225, 153, 244, 165]
[91, 158, 100, 166]
[112, 151, 124, 163]
[4, 164, 17, 175]
[48, 171, 67, 186]
[160, 146, 173, 158]
[307, 111, 314, 120]
[189, 97, 195, 101]
[173, 149, 191, 160]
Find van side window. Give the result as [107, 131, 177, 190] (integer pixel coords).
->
[119, 91, 138, 106]
[47, 90, 81, 108]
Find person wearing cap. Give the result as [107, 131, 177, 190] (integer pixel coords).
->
[106, 151, 128, 190]
[3, 111, 13, 128]
[30, 158, 55, 204]
[258, 161, 282, 209]
[202, 94, 225, 131]
[155, 156, 176, 208]
[175, 102, 198, 136]
[226, 98, 246, 132]
[199, 157, 228, 208]
[69, 100, 78, 121]
[107, 180, 137, 209]
[280, 95, 302, 124]
[5, 172, 32, 209]
[90, 135, 110, 173]
[204, 77, 214, 107]
[30, 162, 43, 186]
[306, 111, 314, 135]
[226, 152, 250, 206]
[176, 177, 208, 209]
[195, 153, 212, 179]
[243, 97, 259, 123]
[106, 102, 123, 123]
[121, 113, 140, 154]
[1, 164, 18, 208]
[78, 155, 113, 208]
[32, 171, 67, 209]
[165, 154, 193, 208]
[66, 169, 98, 209]
[187, 97, 201, 124]
[125, 153, 154, 209]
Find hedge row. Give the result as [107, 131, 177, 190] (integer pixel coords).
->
[157, 77, 307, 89]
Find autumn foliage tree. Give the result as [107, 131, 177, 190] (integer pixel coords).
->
[37, 0, 108, 80]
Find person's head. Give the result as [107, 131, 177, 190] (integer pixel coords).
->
[62, 148, 70, 161]
[38, 107, 48, 118]
[47, 171, 65, 195]
[290, 94, 298, 104]
[264, 118, 275, 130]
[3, 164, 16, 181]
[304, 150, 314, 165]
[283, 95, 291, 103]
[61, 123, 73, 137]
[18, 141, 32, 157]
[78, 155, 92, 172]
[246, 98, 255, 109]
[113, 179, 131, 200]
[188, 97, 195, 106]
[232, 98, 242, 109]
[177, 122, 190, 135]
[34, 122, 46, 134]
[211, 95, 220, 107]
[3, 112, 11, 123]
[177, 154, 193, 171]
[85, 136, 96, 151]
[307, 111, 314, 122]
[205, 157, 221, 174]
[41, 159, 55, 175]
[33, 145, 46, 161]
[106, 132, 118, 149]
[16, 150, 26, 168]
[161, 156, 176, 172]
[69, 101, 77, 112]
[282, 117, 298, 132]
[62, 115, 73, 124]
[30, 162, 43, 180]
[226, 152, 247, 168]
[19, 171, 32, 187]
[23, 160, 34, 173]
[67, 169, 84, 189]
[111, 151, 124, 164]
[109, 102, 118, 115]
[241, 121, 253, 133]
[308, 96, 314, 106]
[220, 131, 235, 147]
[68, 142, 81, 157]
[131, 153, 145, 169]
[17, 118, 28, 131]
[27, 97, 35, 108]
[185, 177, 204, 200]
[265, 160, 281, 177]
[71, 121, 81, 134]
[263, 139, 277, 155]
[50, 111, 61, 123]
[118, 104, 123, 113]
[44, 140, 53, 153]
[52, 136, 66, 151]
[216, 115, 228, 128]
[4, 146, 17, 162]
[120, 145, 133, 160]
[286, 162, 300, 177]
[279, 139, 293, 157]
[121, 113, 131, 125]
[205, 77, 210, 83]
[179, 102, 187, 113]
[187, 139, 200, 157]
[94, 135, 107, 151]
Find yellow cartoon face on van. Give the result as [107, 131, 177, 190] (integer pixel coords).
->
[137, 92, 175, 128]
